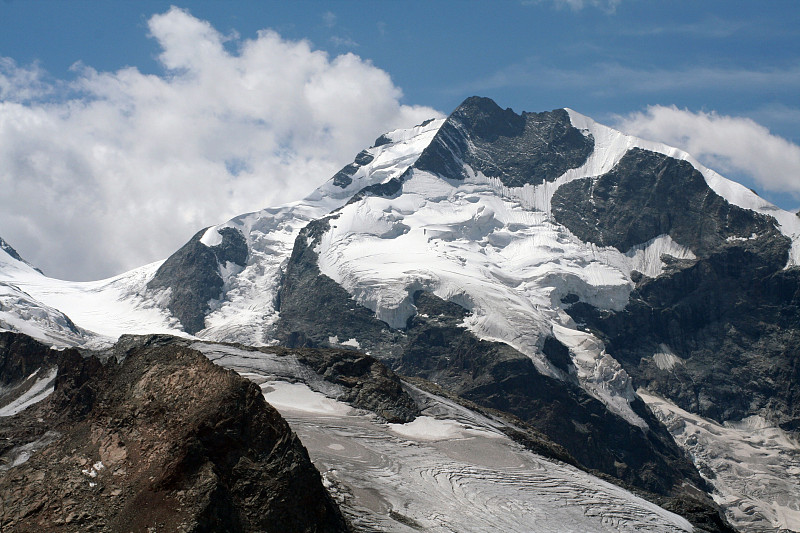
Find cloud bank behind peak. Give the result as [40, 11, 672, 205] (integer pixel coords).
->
[0, 7, 440, 280]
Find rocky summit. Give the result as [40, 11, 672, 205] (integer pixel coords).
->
[2, 96, 799, 532]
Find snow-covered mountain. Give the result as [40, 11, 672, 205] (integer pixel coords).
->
[2, 96, 799, 532]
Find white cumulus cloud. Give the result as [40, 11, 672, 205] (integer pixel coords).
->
[0, 7, 440, 281]
[615, 105, 800, 206]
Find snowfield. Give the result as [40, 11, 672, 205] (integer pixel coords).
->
[0, 242, 183, 347]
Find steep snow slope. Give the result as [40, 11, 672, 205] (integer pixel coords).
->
[0, 241, 182, 346]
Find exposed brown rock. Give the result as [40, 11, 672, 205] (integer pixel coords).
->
[0, 333, 349, 532]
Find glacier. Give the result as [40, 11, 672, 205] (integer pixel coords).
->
[2, 98, 799, 532]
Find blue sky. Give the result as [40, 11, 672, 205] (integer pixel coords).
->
[4, 0, 799, 136]
[1, 0, 799, 279]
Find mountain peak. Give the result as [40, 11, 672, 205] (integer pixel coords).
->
[414, 96, 593, 186]
[3, 98, 798, 532]
[450, 96, 526, 140]
[0, 236, 43, 275]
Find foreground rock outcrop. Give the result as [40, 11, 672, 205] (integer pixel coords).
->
[0, 332, 349, 532]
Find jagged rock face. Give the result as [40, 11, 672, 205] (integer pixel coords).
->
[283, 347, 419, 423]
[549, 147, 800, 432]
[414, 96, 593, 186]
[551, 148, 789, 257]
[0, 331, 56, 386]
[0, 333, 349, 533]
[570, 248, 800, 430]
[0, 333, 61, 453]
[276, 217, 402, 358]
[148, 226, 248, 334]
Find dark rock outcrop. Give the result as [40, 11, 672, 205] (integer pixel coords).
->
[0, 332, 61, 422]
[276, 217, 402, 360]
[345, 174, 406, 205]
[332, 150, 375, 188]
[551, 148, 789, 257]
[148, 226, 248, 334]
[0, 331, 57, 386]
[267, 346, 419, 423]
[0, 237, 26, 265]
[105, 333, 419, 425]
[0, 333, 349, 533]
[414, 96, 593, 186]
[569, 248, 800, 431]
[0, 236, 43, 273]
[550, 147, 799, 434]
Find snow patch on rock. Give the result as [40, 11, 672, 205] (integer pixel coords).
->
[199, 226, 223, 247]
[0, 367, 57, 417]
[262, 381, 354, 416]
[552, 324, 647, 429]
[388, 416, 500, 442]
[652, 345, 683, 371]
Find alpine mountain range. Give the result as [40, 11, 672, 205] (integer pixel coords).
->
[1, 96, 798, 532]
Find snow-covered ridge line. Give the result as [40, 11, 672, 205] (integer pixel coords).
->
[0, 257, 183, 347]
[197, 118, 444, 345]
[200, 117, 446, 250]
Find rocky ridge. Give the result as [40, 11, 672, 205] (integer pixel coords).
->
[0, 332, 350, 532]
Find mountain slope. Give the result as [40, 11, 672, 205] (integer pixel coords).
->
[2, 96, 799, 531]
[146, 118, 444, 341]
[0, 236, 182, 347]
[270, 97, 799, 531]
